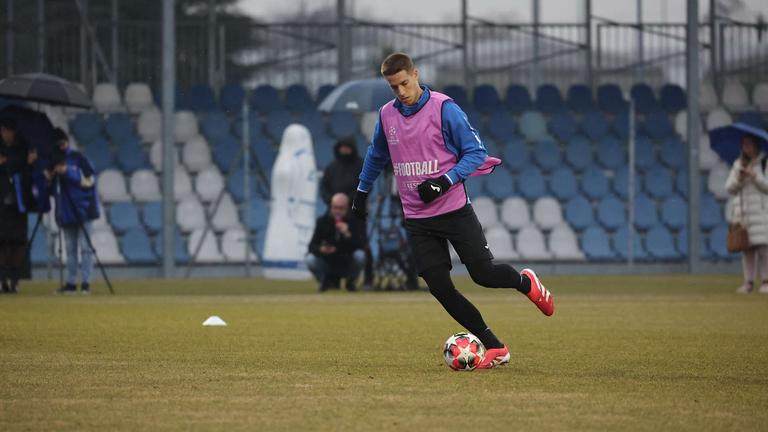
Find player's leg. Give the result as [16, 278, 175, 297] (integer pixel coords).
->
[738, 247, 756, 293]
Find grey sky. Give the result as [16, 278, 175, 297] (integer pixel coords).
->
[238, 0, 768, 23]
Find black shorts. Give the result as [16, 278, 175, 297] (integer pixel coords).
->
[404, 204, 493, 275]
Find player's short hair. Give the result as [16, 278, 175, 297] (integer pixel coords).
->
[381, 53, 415, 76]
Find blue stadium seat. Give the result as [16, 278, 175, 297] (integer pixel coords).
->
[251, 138, 276, 176]
[519, 111, 548, 141]
[328, 112, 359, 138]
[596, 136, 625, 170]
[630, 83, 657, 114]
[549, 111, 578, 142]
[581, 226, 614, 260]
[175, 87, 190, 110]
[659, 136, 686, 169]
[200, 112, 231, 142]
[485, 167, 515, 200]
[565, 136, 593, 171]
[533, 139, 562, 172]
[142, 202, 161, 234]
[284, 84, 315, 113]
[220, 84, 245, 114]
[265, 110, 293, 140]
[674, 169, 705, 196]
[518, 167, 546, 200]
[736, 111, 764, 129]
[642, 110, 674, 141]
[581, 166, 610, 200]
[481, 137, 499, 157]
[297, 110, 327, 138]
[116, 137, 149, 174]
[105, 113, 136, 143]
[612, 166, 643, 200]
[565, 195, 595, 230]
[613, 225, 647, 260]
[474, 84, 502, 113]
[566, 84, 595, 113]
[536, 84, 565, 114]
[243, 198, 270, 231]
[30, 225, 48, 265]
[464, 175, 485, 198]
[659, 84, 686, 113]
[316, 84, 336, 105]
[70, 112, 103, 145]
[709, 225, 736, 260]
[232, 112, 266, 139]
[597, 84, 626, 113]
[646, 225, 679, 259]
[314, 133, 336, 169]
[634, 137, 656, 172]
[154, 228, 190, 264]
[83, 138, 114, 172]
[505, 84, 533, 114]
[643, 166, 674, 199]
[677, 229, 712, 259]
[611, 111, 629, 139]
[634, 194, 659, 230]
[581, 111, 610, 141]
[486, 111, 516, 142]
[549, 167, 578, 201]
[109, 202, 141, 234]
[227, 168, 260, 203]
[660, 195, 687, 231]
[597, 194, 626, 231]
[189, 84, 217, 112]
[442, 85, 470, 108]
[120, 227, 156, 264]
[700, 193, 724, 230]
[501, 137, 530, 172]
[212, 134, 240, 173]
[250, 85, 282, 113]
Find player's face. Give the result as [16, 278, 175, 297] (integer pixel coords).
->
[384, 69, 421, 106]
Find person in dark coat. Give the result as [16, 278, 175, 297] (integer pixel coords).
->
[0, 118, 35, 293]
[319, 136, 364, 204]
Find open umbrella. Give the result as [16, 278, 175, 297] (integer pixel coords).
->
[709, 122, 768, 164]
[0, 73, 91, 109]
[318, 78, 393, 113]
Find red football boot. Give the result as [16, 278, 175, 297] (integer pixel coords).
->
[521, 268, 554, 316]
[477, 346, 510, 369]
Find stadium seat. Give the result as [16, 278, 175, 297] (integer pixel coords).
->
[596, 136, 625, 170]
[634, 137, 656, 172]
[137, 107, 162, 143]
[174, 111, 199, 143]
[176, 195, 206, 232]
[265, 110, 293, 140]
[613, 226, 647, 260]
[677, 229, 712, 259]
[226, 168, 260, 203]
[753, 82, 768, 112]
[517, 225, 551, 260]
[328, 111, 359, 138]
[109, 201, 141, 234]
[485, 226, 519, 260]
[182, 135, 212, 173]
[93, 83, 123, 113]
[70, 112, 103, 145]
[485, 167, 515, 200]
[251, 137, 277, 176]
[566, 84, 595, 113]
[442, 85, 470, 108]
[124, 82, 154, 114]
[532, 139, 562, 172]
[232, 111, 267, 139]
[90, 227, 124, 264]
[316, 84, 336, 105]
[188, 229, 224, 263]
[120, 227, 156, 264]
[660, 195, 687, 231]
[200, 112, 231, 142]
[105, 113, 136, 143]
[210, 193, 240, 231]
[644, 166, 674, 199]
[580, 166, 610, 200]
[612, 166, 643, 200]
[700, 193, 724, 230]
[549, 166, 578, 201]
[141, 201, 161, 234]
[505, 84, 533, 114]
[300, 110, 329, 138]
[611, 111, 629, 140]
[709, 225, 736, 260]
[596, 194, 626, 231]
[486, 111, 516, 142]
[518, 167, 547, 200]
[699, 82, 718, 112]
[634, 194, 659, 231]
[221, 227, 256, 262]
[646, 225, 679, 260]
[175, 87, 190, 110]
[219, 84, 245, 114]
[581, 226, 613, 260]
[154, 228, 190, 264]
[97, 169, 131, 202]
[250, 84, 282, 113]
[30, 225, 48, 265]
[532, 197, 563, 230]
[313, 133, 336, 170]
[500, 197, 531, 230]
[519, 111, 549, 141]
[706, 107, 732, 131]
[736, 111, 764, 129]
[706, 163, 730, 200]
[659, 84, 686, 113]
[501, 137, 530, 172]
[473, 84, 502, 113]
[597, 84, 626, 113]
[549, 224, 585, 260]
[284, 84, 315, 113]
[174, 167, 194, 201]
[659, 137, 686, 169]
[150, 139, 180, 173]
[722, 80, 749, 110]
[549, 111, 577, 142]
[564, 136, 593, 171]
[195, 166, 225, 202]
[243, 198, 269, 232]
[116, 137, 150, 174]
[188, 84, 217, 112]
[211, 134, 241, 173]
[642, 110, 674, 141]
[673, 110, 705, 140]
[565, 195, 595, 230]
[472, 196, 500, 228]
[630, 83, 657, 114]
[581, 111, 610, 141]
[535, 84, 565, 114]
[83, 139, 115, 172]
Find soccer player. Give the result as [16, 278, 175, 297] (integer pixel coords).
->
[352, 53, 554, 369]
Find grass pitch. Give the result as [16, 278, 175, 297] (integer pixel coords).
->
[1, 273, 767, 431]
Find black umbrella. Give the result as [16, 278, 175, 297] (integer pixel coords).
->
[0, 73, 91, 109]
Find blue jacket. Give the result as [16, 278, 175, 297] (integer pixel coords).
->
[357, 86, 487, 193]
[54, 148, 100, 226]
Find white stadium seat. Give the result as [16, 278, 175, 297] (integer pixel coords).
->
[124, 82, 154, 114]
[706, 107, 732, 131]
[752, 82, 768, 112]
[485, 226, 519, 260]
[210, 193, 240, 231]
[500, 197, 530, 230]
[173, 167, 194, 201]
[516, 225, 551, 260]
[182, 135, 212, 173]
[674, 111, 705, 140]
[472, 196, 500, 228]
[91, 206, 110, 230]
[188, 228, 224, 263]
[698, 135, 720, 171]
[97, 169, 131, 202]
[722, 80, 749, 111]
[221, 227, 256, 262]
[532, 197, 563, 230]
[548, 224, 585, 260]
[174, 111, 199, 143]
[176, 195, 206, 232]
[707, 162, 730, 200]
[43, 105, 69, 132]
[150, 139, 180, 172]
[129, 169, 161, 202]
[195, 166, 225, 202]
[138, 107, 162, 142]
[699, 82, 718, 112]
[360, 112, 378, 140]
[93, 83, 123, 113]
[90, 227, 125, 264]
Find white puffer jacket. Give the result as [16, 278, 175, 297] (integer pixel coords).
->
[725, 153, 768, 246]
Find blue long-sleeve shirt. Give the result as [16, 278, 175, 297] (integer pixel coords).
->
[357, 86, 487, 193]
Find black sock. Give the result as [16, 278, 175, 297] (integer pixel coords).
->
[477, 328, 504, 349]
[465, 260, 531, 294]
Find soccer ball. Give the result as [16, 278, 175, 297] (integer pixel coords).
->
[443, 332, 485, 371]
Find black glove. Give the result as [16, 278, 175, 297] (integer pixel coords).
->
[351, 190, 368, 219]
[417, 175, 452, 204]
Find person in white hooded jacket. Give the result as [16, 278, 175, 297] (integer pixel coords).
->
[725, 134, 768, 293]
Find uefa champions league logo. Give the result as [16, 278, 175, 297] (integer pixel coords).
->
[387, 126, 399, 145]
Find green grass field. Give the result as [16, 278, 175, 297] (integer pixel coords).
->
[1, 274, 767, 431]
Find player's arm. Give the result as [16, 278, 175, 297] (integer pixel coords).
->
[352, 112, 390, 219]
